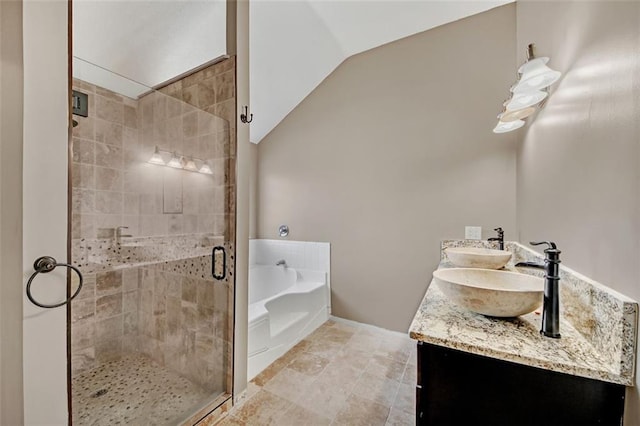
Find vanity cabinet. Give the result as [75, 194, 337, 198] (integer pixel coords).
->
[416, 342, 626, 426]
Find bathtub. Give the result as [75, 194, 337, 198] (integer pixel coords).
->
[248, 265, 329, 379]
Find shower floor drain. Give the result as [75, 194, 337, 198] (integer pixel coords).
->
[91, 389, 108, 398]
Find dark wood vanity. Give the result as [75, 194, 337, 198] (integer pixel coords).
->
[416, 342, 626, 426]
[409, 241, 637, 426]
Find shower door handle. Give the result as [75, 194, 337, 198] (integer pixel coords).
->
[212, 246, 226, 280]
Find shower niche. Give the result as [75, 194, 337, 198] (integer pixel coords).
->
[69, 56, 237, 425]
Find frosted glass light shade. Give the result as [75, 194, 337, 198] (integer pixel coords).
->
[512, 57, 561, 93]
[498, 106, 536, 122]
[493, 120, 524, 134]
[199, 163, 213, 174]
[506, 90, 547, 111]
[184, 157, 198, 172]
[167, 153, 183, 168]
[148, 146, 165, 165]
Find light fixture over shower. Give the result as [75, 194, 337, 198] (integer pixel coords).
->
[147, 146, 213, 175]
[493, 43, 561, 133]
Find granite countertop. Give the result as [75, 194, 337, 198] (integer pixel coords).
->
[409, 241, 638, 387]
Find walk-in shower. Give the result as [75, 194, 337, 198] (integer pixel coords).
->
[69, 57, 236, 424]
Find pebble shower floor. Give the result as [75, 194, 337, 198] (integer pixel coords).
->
[72, 354, 213, 425]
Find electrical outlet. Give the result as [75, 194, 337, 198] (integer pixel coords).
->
[465, 226, 482, 240]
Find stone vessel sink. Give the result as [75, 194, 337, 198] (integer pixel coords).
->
[433, 268, 543, 317]
[445, 247, 512, 269]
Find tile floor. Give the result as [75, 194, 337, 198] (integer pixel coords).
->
[72, 354, 220, 425]
[219, 318, 417, 426]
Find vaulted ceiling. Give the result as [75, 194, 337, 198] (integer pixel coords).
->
[249, 0, 512, 143]
[73, 0, 513, 142]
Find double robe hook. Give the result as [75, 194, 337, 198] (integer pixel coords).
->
[240, 105, 253, 123]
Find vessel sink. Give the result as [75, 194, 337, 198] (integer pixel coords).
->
[433, 268, 543, 317]
[445, 247, 512, 269]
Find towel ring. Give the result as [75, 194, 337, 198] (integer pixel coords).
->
[26, 256, 83, 309]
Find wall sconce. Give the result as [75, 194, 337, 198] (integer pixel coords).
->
[148, 146, 165, 165]
[493, 43, 561, 133]
[199, 163, 213, 174]
[166, 152, 183, 169]
[493, 119, 525, 134]
[147, 146, 213, 175]
[184, 157, 199, 172]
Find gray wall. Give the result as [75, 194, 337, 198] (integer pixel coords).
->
[0, 0, 24, 423]
[257, 4, 517, 332]
[515, 1, 640, 420]
[249, 142, 258, 239]
[230, 0, 250, 399]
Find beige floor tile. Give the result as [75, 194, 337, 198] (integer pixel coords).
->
[295, 386, 350, 420]
[226, 319, 419, 426]
[407, 344, 418, 367]
[322, 327, 356, 345]
[264, 367, 316, 403]
[401, 363, 417, 385]
[216, 414, 246, 426]
[351, 371, 401, 408]
[316, 362, 363, 390]
[287, 352, 330, 377]
[251, 354, 291, 387]
[333, 394, 390, 426]
[245, 381, 261, 399]
[325, 320, 358, 333]
[331, 346, 375, 370]
[232, 390, 291, 426]
[290, 338, 314, 354]
[365, 354, 407, 382]
[386, 408, 415, 426]
[306, 339, 345, 359]
[392, 382, 415, 415]
[345, 332, 383, 352]
[295, 366, 357, 420]
[274, 402, 332, 426]
[374, 336, 412, 364]
[306, 323, 330, 340]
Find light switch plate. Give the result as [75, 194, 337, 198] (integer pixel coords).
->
[465, 226, 482, 240]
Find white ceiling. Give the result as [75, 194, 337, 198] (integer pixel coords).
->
[72, 0, 512, 141]
[249, 0, 512, 143]
[73, 0, 227, 96]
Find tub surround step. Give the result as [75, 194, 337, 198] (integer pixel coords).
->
[248, 264, 330, 380]
[270, 311, 308, 337]
[409, 240, 638, 387]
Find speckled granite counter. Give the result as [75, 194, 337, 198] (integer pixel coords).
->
[409, 240, 638, 386]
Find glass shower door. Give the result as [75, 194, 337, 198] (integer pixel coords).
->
[69, 57, 236, 425]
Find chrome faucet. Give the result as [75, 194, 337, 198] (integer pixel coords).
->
[515, 241, 562, 338]
[115, 226, 132, 244]
[488, 227, 504, 250]
[276, 259, 287, 267]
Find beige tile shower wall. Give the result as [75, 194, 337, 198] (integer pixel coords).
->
[134, 91, 229, 237]
[71, 79, 230, 240]
[157, 57, 237, 242]
[72, 79, 134, 239]
[137, 261, 229, 392]
[71, 268, 140, 375]
[71, 58, 237, 393]
[153, 57, 238, 391]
